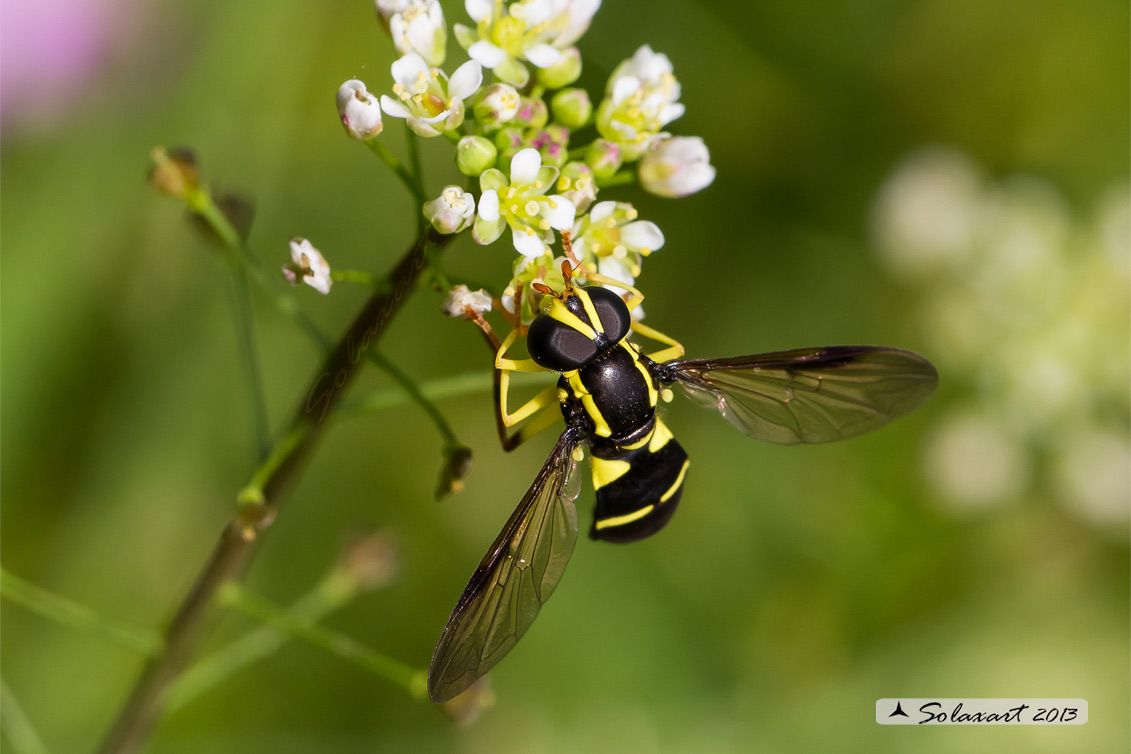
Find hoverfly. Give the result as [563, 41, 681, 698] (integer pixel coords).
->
[428, 259, 938, 702]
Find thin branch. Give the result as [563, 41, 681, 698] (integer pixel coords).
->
[228, 262, 271, 460]
[219, 584, 425, 698]
[0, 567, 161, 656]
[95, 229, 452, 754]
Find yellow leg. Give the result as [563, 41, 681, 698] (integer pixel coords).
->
[575, 270, 646, 311]
[630, 321, 685, 363]
[493, 326, 562, 451]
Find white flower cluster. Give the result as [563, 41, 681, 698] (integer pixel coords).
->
[317, 0, 718, 326]
[873, 147, 1130, 533]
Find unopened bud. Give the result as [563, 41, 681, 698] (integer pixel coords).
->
[584, 139, 623, 179]
[148, 146, 200, 201]
[538, 46, 582, 89]
[336, 80, 383, 140]
[455, 136, 498, 176]
[435, 443, 474, 499]
[473, 83, 520, 130]
[510, 96, 548, 129]
[551, 88, 591, 129]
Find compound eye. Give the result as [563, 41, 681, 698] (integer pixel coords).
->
[527, 315, 598, 372]
[585, 286, 631, 343]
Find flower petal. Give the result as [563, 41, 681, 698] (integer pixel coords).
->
[620, 221, 665, 252]
[542, 195, 576, 231]
[407, 117, 442, 137]
[467, 40, 506, 69]
[390, 53, 429, 88]
[610, 75, 640, 106]
[512, 226, 547, 257]
[447, 59, 483, 100]
[523, 43, 562, 69]
[589, 200, 616, 224]
[510, 148, 542, 184]
[465, 0, 492, 23]
[477, 189, 500, 222]
[597, 256, 635, 287]
[380, 95, 413, 118]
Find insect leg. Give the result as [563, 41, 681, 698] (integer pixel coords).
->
[494, 327, 562, 451]
[629, 321, 685, 363]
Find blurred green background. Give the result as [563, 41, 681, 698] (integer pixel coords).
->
[2, 0, 1128, 752]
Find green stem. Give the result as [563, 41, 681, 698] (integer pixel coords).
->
[330, 269, 391, 291]
[366, 353, 461, 447]
[0, 677, 51, 754]
[595, 170, 636, 189]
[165, 570, 358, 712]
[0, 568, 161, 656]
[219, 584, 426, 699]
[95, 230, 452, 754]
[188, 188, 242, 249]
[365, 139, 426, 204]
[406, 128, 428, 235]
[228, 261, 272, 460]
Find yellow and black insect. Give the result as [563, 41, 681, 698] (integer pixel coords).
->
[427, 261, 938, 702]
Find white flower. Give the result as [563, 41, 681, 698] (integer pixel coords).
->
[384, 0, 447, 67]
[424, 185, 477, 234]
[379, 54, 483, 137]
[474, 148, 576, 256]
[283, 238, 332, 295]
[336, 80, 383, 140]
[442, 284, 494, 318]
[639, 136, 715, 198]
[596, 45, 684, 160]
[571, 200, 664, 285]
[454, 0, 601, 87]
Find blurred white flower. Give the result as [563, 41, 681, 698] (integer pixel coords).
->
[923, 411, 1029, 513]
[871, 146, 984, 280]
[595, 45, 684, 160]
[424, 186, 477, 234]
[380, 54, 482, 137]
[380, 0, 447, 67]
[473, 148, 576, 256]
[454, 0, 601, 88]
[1053, 430, 1131, 531]
[336, 80, 384, 140]
[442, 285, 494, 318]
[283, 238, 332, 295]
[639, 136, 715, 198]
[571, 200, 664, 286]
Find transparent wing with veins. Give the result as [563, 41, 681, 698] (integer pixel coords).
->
[666, 346, 938, 444]
[427, 430, 582, 703]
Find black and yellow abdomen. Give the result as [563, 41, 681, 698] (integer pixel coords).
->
[589, 417, 689, 543]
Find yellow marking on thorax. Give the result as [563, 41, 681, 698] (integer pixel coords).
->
[659, 459, 690, 503]
[648, 417, 674, 452]
[566, 370, 611, 437]
[594, 504, 655, 531]
[625, 340, 659, 408]
[590, 456, 631, 490]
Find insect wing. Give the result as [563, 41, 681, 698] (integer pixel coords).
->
[427, 431, 582, 703]
[669, 346, 938, 444]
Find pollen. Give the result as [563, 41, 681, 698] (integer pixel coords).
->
[639, 247, 652, 255]
[558, 177, 571, 190]
[605, 218, 617, 228]
[539, 220, 550, 229]
[533, 180, 543, 189]
[506, 187, 517, 199]
[626, 208, 638, 220]
[661, 388, 674, 403]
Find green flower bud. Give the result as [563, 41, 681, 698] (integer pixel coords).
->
[551, 88, 591, 129]
[584, 139, 623, 180]
[493, 127, 525, 152]
[525, 129, 568, 169]
[472, 83, 520, 131]
[538, 47, 582, 89]
[510, 96, 548, 129]
[456, 136, 498, 176]
[544, 124, 570, 146]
